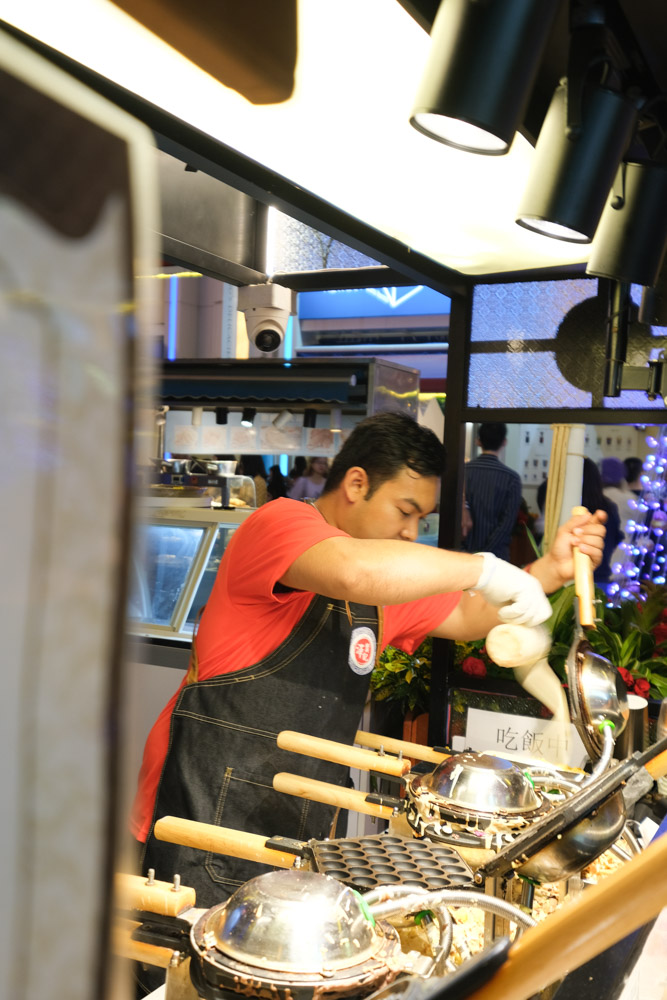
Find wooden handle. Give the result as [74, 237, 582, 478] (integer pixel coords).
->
[273, 772, 395, 820]
[277, 730, 411, 776]
[465, 830, 667, 1000]
[645, 747, 667, 780]
[153, 816, 296, 869]
[355, 729, 449, 766]
[113, 872, 196, 916]
[571, 504, 596, 628]
[111, 918, 176, 968]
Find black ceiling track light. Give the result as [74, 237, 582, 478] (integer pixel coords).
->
[410, 0, 561, 155]
[240, 407, 256, 427]
[587, 161, 667, 286]
[513, 0, 667, 251]
[516, 78, 638, 242]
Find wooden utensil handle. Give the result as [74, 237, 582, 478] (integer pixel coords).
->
[113, 871, 196, 915]
[153, 816, 296, 869]
[277, 730, 411, 776]
[112, 918, 177, 968]
[645, 747, 667, 780]
[464, 829, 667, 1000]
[571, 504, 596, 628]
[273, 772, 395, 819]
[355, 729, 448, 765]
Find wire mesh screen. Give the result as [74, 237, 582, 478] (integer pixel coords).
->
[468, 278, 667, 410]
[270, 210, 380, 273]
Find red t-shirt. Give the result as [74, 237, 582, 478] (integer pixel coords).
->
[130, 499, 461, 841]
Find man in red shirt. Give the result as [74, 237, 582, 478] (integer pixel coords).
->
[133, 412, 605, 910]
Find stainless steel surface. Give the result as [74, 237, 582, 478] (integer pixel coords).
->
[568, 641, 629, 760]
[578, 649, 629, 731]
[614, 695, 649, 759]
[516, 790, 627, 882]
[204, 869, 379, 973]
[409, 752, 543, 815]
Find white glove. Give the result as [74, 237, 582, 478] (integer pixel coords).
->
[470, 552, 552, 627]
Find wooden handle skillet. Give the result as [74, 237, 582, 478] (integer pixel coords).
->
[153, 816, 298, 869]
[355, 729, 449, 765]
[273, 772, 396, 819]
[277, 730, 411, 776]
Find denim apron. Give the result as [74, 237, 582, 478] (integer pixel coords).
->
[142, 594, 382, 909]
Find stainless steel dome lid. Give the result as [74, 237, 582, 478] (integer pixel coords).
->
[409, 751, 542, 814]
[201, 869, 379, 973]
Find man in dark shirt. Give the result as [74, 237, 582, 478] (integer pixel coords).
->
[464, 422, 522, 561]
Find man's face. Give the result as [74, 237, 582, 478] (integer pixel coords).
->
[346, 466, 439, 542]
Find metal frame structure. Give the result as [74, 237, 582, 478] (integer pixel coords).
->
[6, 16, 664, 750]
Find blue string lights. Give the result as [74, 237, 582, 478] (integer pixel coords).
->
[608, 432, 667, 601]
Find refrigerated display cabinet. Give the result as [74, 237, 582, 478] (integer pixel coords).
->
[127, 505, 253, 643]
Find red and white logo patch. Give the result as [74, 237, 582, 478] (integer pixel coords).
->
[348, 626, 376, 675]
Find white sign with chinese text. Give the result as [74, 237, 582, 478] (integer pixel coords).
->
[456, 708, 588, 769]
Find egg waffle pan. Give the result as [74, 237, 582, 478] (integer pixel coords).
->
[307, 833, 477, 893]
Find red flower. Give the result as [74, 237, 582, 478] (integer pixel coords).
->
[462, 656, 487, 678]
[618, 667, 633, 689]
[617, 667, 651, 698]
[652, 622, 667, 645]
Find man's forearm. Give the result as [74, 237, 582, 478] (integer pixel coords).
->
[528, 551, 566, 594]
[282, 536, 486, 605]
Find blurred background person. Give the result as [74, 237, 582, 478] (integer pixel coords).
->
[238, 454, 268, 506]
[601, 456, 637, 572]
[583, 457, 623, 586]
[461, 491, 473, 541]
[533, 478, 548, 547]
[287, 456, 307, 490]
[288, 455, 329, 501]
[463, 422, 522, 561]
[624, 456, 644, 497]
[267, 463, 288, 501]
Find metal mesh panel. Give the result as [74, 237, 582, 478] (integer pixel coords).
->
[272, 211, 380, 272]
[469, 277, 667, 409]
[471, 278, 596, 343]
[468, 351, 591, 408]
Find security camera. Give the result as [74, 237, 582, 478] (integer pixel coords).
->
[238, 283, 293, 357]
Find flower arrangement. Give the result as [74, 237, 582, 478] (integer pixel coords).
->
[370, 582, 667, 713]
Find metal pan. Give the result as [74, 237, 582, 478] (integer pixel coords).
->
[152, 815, 477, 893]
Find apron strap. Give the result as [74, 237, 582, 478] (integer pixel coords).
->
[185, 605, 206, 685]
[375, 605, 384, 667]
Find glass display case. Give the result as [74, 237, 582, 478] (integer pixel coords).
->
[127, 505, 253, 641]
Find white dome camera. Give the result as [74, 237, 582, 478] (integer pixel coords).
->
[238, 282, 293, 356]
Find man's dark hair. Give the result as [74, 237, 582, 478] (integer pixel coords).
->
[624, 456, 642, 484]
[478, 422, 507, 451]
[322, 411, 445, 498]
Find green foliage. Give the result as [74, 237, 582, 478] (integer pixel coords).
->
[370, 638, 432, 714]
